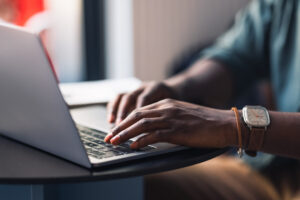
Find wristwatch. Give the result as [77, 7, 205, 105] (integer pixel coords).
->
[242, 105, 270, 152]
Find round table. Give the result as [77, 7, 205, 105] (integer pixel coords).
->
[0, 135, 228, 184]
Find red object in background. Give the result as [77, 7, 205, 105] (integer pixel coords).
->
[14, 0, 45, 26]
[10, 0, 58, 82]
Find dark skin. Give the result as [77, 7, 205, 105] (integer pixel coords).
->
[105, 59, 300, 160]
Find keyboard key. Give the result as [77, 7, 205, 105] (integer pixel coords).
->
[91, 139, 103, 144]
[85, 142, 97, 148]
[92, 132, 105, 137]
[119, 142, 132, 148]
[78, 125, 156, 160]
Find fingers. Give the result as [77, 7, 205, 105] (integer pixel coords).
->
[114, 100, 166, 132]
[105, 99, 174, 142]
[110, 118, 167, 145]
[104, 109, 162, 142]
[136, 82, 173, 108]
[108, 82, 175, 124]
[130, 129, 171, 149]
[115, 89, 143, 124]
[107, 93, 124, 123]
[103, 98, 181, 149]
[136, 90, 153, 108]
[136, 98, 169, 110]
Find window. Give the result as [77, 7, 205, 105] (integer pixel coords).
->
[0, 0, 107, 82]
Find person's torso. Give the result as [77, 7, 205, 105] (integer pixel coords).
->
[269, 0, 300, 112]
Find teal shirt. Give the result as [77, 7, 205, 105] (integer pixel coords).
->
[202, 0, 300, 112]
[200, 0, 300, 169]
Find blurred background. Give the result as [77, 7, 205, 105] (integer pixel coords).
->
[0, 0, 249, 83]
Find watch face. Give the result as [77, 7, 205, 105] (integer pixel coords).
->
[243, 106, 270, 127]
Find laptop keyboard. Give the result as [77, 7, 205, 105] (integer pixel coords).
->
[77, 125, 155, 160]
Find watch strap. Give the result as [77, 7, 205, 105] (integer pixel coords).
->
[240, 121, 257, 156]
[247, 127, 265, 151]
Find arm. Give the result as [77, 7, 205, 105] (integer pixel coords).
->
[259, 111, 300, 159]
[108, 0, 272, 124]
[106, 1, 300, 158]
[106, 99, 300, 160]
[163, 59, 233, 108]
[107, 59, 233, 124]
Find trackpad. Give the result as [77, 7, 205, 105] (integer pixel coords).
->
[70, 105, 112, 133]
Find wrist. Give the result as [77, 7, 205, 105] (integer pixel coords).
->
[225, 109, 240, 147]
[163, 76, 187, 101]
[239, 111, 250, 150]
[228, 109, 252, 151]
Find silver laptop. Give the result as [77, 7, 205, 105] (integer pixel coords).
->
[0, 23, 185, 168]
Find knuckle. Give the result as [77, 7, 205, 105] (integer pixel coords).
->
[119, 130, 128, 139]
[162, 98, 172, 103]
[140, 119, 150, 126]
[112, 126, 120, 134]
[170, 107, 179, 114]
[162, 107, 178, 116]
[133, 111, 142, 119]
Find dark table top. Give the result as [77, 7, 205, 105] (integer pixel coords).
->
[0, 135, 228, 184]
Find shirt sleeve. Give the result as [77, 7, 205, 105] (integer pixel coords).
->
[199, 0, 274, 95]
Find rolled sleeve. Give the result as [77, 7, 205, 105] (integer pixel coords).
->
[200, 0, 274, 95]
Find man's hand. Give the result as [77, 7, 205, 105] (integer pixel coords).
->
[105, 99, 237, 149]
[107, 81, 178, 124]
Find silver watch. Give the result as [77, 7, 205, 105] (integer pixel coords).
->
[242, 105, 270, 152]
[242, 105, 270, 129]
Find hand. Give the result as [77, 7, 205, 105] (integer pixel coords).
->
[107, 81, 178, 124]
[104, 99, 237, 149]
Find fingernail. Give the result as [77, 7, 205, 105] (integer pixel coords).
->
[130, 142, 138, 149]
[110, 135, 120, 145]
[104, 133, 113, 143]
[108, 115, 114, 123]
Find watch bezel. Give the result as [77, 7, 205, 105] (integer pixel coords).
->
[242, 105, 270, 128]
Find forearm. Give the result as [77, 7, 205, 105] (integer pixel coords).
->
[231, 110, 300, 159]
[164, 59, 234, 108]
[258, 111, 300, 159]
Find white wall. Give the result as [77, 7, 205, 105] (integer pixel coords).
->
[105, 0, 134, 79]
[32, 1, 249, 82]
[133, 0, 250, 81]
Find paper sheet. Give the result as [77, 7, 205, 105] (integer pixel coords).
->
[59, 78, 141, 107]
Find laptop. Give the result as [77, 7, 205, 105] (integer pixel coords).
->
[0, 23, 186, 168]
